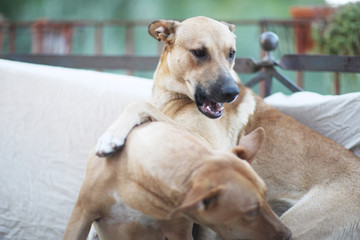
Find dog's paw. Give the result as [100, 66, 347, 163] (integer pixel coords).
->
[95, 133, 125, 157]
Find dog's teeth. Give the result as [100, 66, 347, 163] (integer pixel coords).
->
[216, 103, 224, 110]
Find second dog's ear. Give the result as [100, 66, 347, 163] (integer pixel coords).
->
[167, 183, 222, 219]
[232, 127, 265, 164]
[148, 20, 180, 44]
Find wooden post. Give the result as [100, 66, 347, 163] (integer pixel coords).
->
[0, 26, 4, 53]
[125, 23, 134, 75]
[63, 23, 73, 54]
[94, 23, 103, 55]
[9, 24, 16, 53]
[94, 23, 103, 71]
[31, 20, 45, 53]
[334, 72, 340, 95]
[294, 23, 306, 89]
[296, 71, 303, 89]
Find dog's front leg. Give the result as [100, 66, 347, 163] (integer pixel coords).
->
[62, 204, 94, 240]
[96, 101, 175, 157]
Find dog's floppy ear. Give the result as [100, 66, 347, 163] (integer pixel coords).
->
[232, 127, 265, 164]
[167, 182, 222, 219]
[148, 19, 180, 44]
[221, 21, 236, 32]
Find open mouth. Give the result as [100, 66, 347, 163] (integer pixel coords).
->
[195, 92, 224, 119]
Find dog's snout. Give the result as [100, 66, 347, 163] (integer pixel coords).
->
[221, 84, 239, 102]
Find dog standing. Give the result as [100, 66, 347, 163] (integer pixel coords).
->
[63, 122, 291, 240]
[96, 16, 360, 239]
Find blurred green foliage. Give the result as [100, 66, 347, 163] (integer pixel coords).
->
[1, 0, 327, 21]
[314, 2, 360, 55]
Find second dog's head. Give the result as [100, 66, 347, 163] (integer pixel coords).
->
[167, 128, 292, 240]
[149, 16, 239, 119]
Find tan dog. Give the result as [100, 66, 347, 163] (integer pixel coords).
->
[63, 122, 291, 240]
[96, 16, 360, 239]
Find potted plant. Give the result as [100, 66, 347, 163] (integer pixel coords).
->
[312, 2, 360, 94]
[290, 6, 334, 53]
[312, 2, 360, 55]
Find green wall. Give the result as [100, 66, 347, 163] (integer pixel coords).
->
[1, 0, 359, 94]
[1, 0, 326, 21]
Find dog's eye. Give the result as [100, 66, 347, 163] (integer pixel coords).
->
[244, 207, 260, 218]
[228, 50, 236, 60]
[191, 49, 206, 58]
[202, 197, 211, 209]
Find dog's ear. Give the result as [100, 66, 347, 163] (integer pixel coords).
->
[232, 127, 265, 164]
[148, 20, 180, 44]
[167, 183, 222, 220]
[221, 21, 236, 32]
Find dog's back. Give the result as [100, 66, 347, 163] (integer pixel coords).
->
[124, 122, 212, 189]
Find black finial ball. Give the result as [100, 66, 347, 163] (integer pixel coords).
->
[260, 32, 279, 52]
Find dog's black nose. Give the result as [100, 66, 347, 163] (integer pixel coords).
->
[221, 83, 239, 103]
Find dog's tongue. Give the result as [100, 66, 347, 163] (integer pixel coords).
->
[201, 99, 224, 118]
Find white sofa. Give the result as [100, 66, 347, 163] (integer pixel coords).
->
[0, 59, 359, 239]
[0, 59, 152, 239]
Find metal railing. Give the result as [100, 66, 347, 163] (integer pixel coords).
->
[0, 18, 312, 54]
[1, 19, 360, 97]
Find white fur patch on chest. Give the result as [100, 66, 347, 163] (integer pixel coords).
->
[229, 89, 256, 142]
[106, 191, 158, 228]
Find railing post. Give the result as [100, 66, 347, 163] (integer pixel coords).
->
[296, 71, 303, 88]
[0, 25, 4, 53]
[63, 23, 73, 54]
[259, 20, 267, 97]
[244, 32, 303, 97]
[9, 24, 16, 53]
[125, 22, 135, 75]
[334, 72, 340, 95]
[94, 23, 103, 55]
[295, 22, 305, 88]
[31, 21, 44, 53]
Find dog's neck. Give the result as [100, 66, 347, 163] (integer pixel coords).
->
[152, 46, 192, 110]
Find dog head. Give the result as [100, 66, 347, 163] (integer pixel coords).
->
[169, 128, 292, 240]
[149, 16, 239, 119]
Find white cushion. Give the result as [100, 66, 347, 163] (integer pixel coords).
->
[0, 59, 152, 239]
[266, 91, 360, 158]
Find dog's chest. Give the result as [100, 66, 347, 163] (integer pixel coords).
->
[173, 89, 256, 151]
[105, 191, 159, 227]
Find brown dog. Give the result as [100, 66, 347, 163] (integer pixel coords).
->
[96, 16, 360, 239]
[63, 122, 291, 240]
